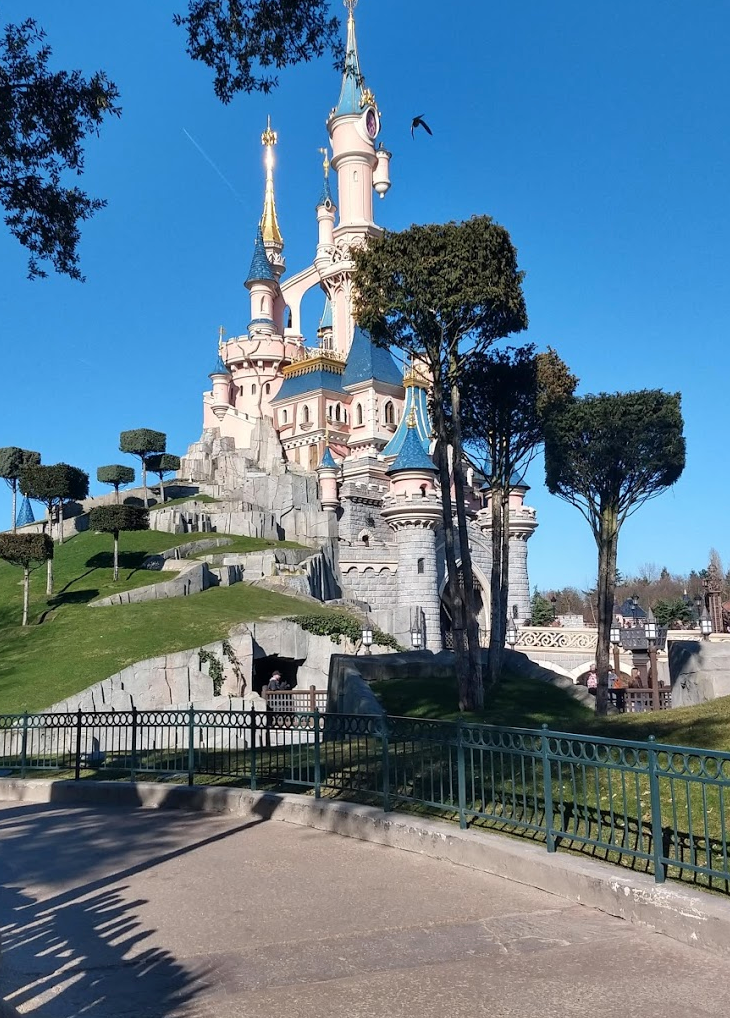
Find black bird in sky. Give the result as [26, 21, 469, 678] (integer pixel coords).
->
[411, 115, 433, 138]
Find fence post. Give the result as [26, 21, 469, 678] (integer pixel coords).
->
[541, 725, 556, 853]
[20, 712, 29, 779]
[187, 705, 195, 787]
[74, 709, 83, 781]
[249, 709, 257, 792]
[456, 718, 467, 830]
[647, 735, 666, 883]
[130, 706, 138, 783]
[309, 685, 317, 712]
[380, 716, 391, 813]
[313, 707, 321, 799]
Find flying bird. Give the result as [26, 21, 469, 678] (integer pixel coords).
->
[411, 115, 433, 138]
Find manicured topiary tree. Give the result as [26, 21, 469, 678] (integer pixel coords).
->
[20, 463, 89, 592]
[145, 453, 180, 504]
[119, 429, 166, 508]
[97, 464, 135, 503]
[0, 533, 53, 625]
[0, 447, 40, 532]
[88, 505, 149, 581]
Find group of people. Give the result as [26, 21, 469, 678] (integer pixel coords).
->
[584, 665, 645, 692]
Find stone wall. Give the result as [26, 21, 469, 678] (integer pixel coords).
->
[670, 640, 730, 707]
[341, 564, 397, 612]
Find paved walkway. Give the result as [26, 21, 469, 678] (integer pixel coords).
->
[1, 801, 728, 1017]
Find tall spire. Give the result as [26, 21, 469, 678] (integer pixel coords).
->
[333, 0, 365, 118]
[260, 116, 283, 245]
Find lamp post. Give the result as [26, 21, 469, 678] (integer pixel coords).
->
[610, 621, 622, 678]
[645, 608, 660, 711]
[361, 624, 373, 656]
[631, 593, 640, 626]
[700, 608, 713, 641]
[506, 619, 518, 650]
[411, 627, 423, 651]
[694, 594, 703, 629]
[550, 594, 558, 621]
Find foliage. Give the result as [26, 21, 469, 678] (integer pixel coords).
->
[0, 532, 53, 569]
[0, 18, 120, 279]
[97, 464, 135, 491]
[119, 429, 167, 457]
[173, 0, 343, 102]
[0, 446, 41, 486]
[652, 597, 695, 628]
[198, 639, 245, 697]
[544, 390, 686, 714]
[353, 217, 528, 710]
[529, 589, 555, 627]
[146, 453, 180, 477]
[89, 505, 149, 535]
[286, 613, 403, 651]
[460, 344, 575, 684]
[21, 462, 86, 506]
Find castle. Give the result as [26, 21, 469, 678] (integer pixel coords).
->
[182, 1, 538, 651]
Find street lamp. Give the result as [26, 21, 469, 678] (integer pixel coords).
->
[361, 625, 373, 655]
[631, 593, 640, 625]
[610, 621, 622, 677]
[550, 594, 558, 620]
[700, 608, 713, 640]
[694, 594, 704, 628]
[645, 608, 660, 710]
[506, 619, 518, 649]
[411, 627, 423, 651]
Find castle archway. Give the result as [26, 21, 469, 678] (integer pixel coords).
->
[439, 560, 489, 648]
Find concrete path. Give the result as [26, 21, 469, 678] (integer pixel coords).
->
[1, 802, 728, 1018]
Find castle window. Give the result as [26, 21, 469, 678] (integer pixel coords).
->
[384, 401, 395, 425]
[265, 382, 271, 395]
[417, 558, 425, 574]
[335, 403, 341, 422]
[302, 405, 310, 424]
[252, 384, 257, 394]
[281, 409, 288, 424]
[239, 385, 244, 396]
[260, 296, 266, 313]
[355, 403, 363, 426]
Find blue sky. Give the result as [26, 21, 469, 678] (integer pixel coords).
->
[1, 0, 728, 591]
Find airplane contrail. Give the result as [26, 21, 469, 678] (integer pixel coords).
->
[182, 128, 244, 203]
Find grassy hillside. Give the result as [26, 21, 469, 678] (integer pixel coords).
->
[0, 529, 322, 714]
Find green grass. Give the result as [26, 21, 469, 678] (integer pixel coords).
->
[148, 494, 220, 510]
[0, 529, 326, 714]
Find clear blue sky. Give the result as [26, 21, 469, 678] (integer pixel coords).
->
[1, 0, 728, 591]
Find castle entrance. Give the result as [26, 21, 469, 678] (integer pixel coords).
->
[252, 655, 305, 694]
[439, 565, 488, 649]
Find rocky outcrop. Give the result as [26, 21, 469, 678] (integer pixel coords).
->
[670, 640, 730, 707]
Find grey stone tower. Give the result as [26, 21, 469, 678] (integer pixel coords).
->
[476, 477, 538, 625]
[381, 421, 442, 651]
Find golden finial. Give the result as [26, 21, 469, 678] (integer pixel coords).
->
[318, 146, 331, 177]
[407, 407, 417, 429]
[344, 0, 358, 16]
[260, 115, 283, 246]
[218, 325, 225, 354]
[360, 87, 376, 109]
[261, 114, 277, 149]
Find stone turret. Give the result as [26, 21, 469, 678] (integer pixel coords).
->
[381, 420, 442, 651]
[317, 446, 340, 511]
[209, 353, 232, 420]
[476, 476, 537, 624]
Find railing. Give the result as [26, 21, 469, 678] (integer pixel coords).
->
[608, 688, 672, 712]
[261, 687, 327, 713]
[1, 710, 729, 892]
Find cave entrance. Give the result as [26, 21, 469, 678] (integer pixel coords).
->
[252, 655, 305, 694]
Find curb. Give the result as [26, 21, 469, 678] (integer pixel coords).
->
[2, 778, 730, 959]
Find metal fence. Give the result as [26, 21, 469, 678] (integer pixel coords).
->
[1, 709, 729, 891]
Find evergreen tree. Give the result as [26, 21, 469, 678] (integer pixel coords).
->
[89, 505, 149, 582]
[0, 532, 53, 625]
[145, 454, 181, 504]
[119, 430, 166, 508]
[97, 464, 135, 503]
[0, 447, 41, 532]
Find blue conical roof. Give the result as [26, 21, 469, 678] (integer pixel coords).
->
[16, 495, 35, 527]
[382, 382, 431, 458]
[319, 296, 333, 331]
[317, 173, 335, 208]
[210, 354, 230, 376]
[245, 227, 275, 284]
[318, 446, 337, 469]
[342, 326, 402, 388]
[386, 425, 437, 475]
[332, 10, 364, 118]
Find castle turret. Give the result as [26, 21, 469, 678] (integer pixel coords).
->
[476, 475, 538, 624]
[260, 116, 285, 278]
[316, 149, 337, 252]
[317, 446, 340, 512]
[209, 352, 232, 420]
[244, 226, 277, 337]
[381, 418, 442, 651]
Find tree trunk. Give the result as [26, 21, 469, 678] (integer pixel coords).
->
[594, 505, 619, 716]
[488, 484, 503, 686]
[431, 367, 470, 710]
[114, 483, 120, 504]
[142, 459, 148, 508]
[22, 566, 29, 626]
[58, 500, 65, 544]
[500, 493, 511, 646]
[449, 365, 483, 707]
[46, 555, 54, 597]
[159, 474, 165, 504]
[11, 478, 17, 533]
[113, 530, 119, 582]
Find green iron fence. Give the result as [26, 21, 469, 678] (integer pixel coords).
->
[1, 708, 729, 892]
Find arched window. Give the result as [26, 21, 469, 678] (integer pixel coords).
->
[260, 296, 266, 313]
[281, 409, 288, 424]
[265, 382, 271, 395]
[355, 403, 363, 426]
[302, 405, 310, 424]
[384, 401, 395, 425]
[417, 558, 425, 574]
[239, 385, 244, 396]
[335, 403, 341, 422]
[251, 383, 257, 395]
